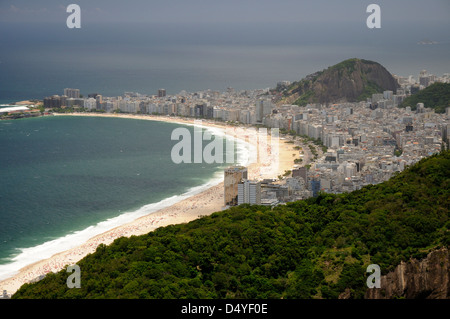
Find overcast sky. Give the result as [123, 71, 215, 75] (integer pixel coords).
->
[0, 0, 449, 26]
[0, 1, 448, 98]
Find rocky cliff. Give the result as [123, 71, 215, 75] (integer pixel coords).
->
[278, 58, 399, 106]
[365, 247, 449, 299]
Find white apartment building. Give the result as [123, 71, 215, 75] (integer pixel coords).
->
[238, 180, 261, 205]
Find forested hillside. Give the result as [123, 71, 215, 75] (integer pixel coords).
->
[13, 151, 450, 299]
[399, 82, 450, 113]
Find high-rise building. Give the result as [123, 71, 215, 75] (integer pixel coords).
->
[256, 100, 274, 123]
[96, 94, 103, 109]
[418, 70, 434, 88]
[256, 101, 263, 122]
[43, 97, 52, 108]
[43, 95, 62, 108]
[158, 89, 166, 98]
[60, 95, 67, 107]
[84, 98, 96, 110]
[383, 90, 393, 100]
[419, 76, 431, 87]
[224, 166, 248, 206]
[195, 103, 207, 117]
[238, 179, 261, 205]
[292, 167, 308, 185]
[310, 179, 321, 197]
[64, 88, 80, 99]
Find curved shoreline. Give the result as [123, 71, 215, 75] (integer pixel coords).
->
[0, 113, 297, 295]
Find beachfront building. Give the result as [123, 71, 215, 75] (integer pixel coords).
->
[64, 88, 80, 99]
[158, 89, 166, 97]
[256, 99, 274, 123]
[238, 179, 261, 205]
[224, 166, 248, 206]
[84, 97, 97, 111]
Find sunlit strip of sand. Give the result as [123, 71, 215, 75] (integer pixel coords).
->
[0, 113, 297, 295]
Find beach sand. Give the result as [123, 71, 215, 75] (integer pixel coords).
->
[0, 113, 296, 295]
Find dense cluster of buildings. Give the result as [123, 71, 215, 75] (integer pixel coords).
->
[40, 70, 448, 206]
[401, 70, 449, 93]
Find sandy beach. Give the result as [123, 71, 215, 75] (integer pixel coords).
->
[0, 113, 296, 295]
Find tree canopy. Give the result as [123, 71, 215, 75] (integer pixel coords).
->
[13, 151, 450, 299]
[400, 82, 450, 113]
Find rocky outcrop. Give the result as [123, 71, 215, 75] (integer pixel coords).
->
[365, 247, 449, 299]
[279, 58, 399, 106]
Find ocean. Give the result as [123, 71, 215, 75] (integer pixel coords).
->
[0, 115, 243, 281]
[0, 21, 449, 104]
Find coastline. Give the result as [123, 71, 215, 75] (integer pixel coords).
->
[0, 113, 297, 295]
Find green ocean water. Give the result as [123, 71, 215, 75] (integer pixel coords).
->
[0, 116, 232, 279]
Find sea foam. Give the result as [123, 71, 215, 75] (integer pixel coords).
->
[0, 122, 251, 282]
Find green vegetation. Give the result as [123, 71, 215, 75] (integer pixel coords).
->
[308, 144, 318, 157]
[50, 107, 93, 113]
[294, 90, 315, 107]
[278, 130, 327, 154]
[357, 81, 384, 102]
[329, 58, 358, 75]
[13, 151, 450, 299]
[297, 135, 327, 153]
[399, 83, 450, 113]
[279, 129, 297, 136]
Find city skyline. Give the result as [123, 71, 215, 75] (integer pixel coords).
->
[25, 60, 449, 207]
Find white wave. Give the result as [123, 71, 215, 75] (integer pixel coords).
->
[0, 122, 251, 282]
[0, 171, 224, 282]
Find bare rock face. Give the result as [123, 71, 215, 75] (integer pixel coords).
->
[281, 58, 399, 106]
[365, 247, 449, 299]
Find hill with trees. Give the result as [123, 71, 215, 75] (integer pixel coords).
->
[13, 151, 450, 299]
[399, 82, 450, 113]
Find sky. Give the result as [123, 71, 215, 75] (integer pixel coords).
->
[0, 0, 449, 26]
[0, 0, 448, 48]
[1, 1, 449, 51]
[0, 0, 449, 99]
